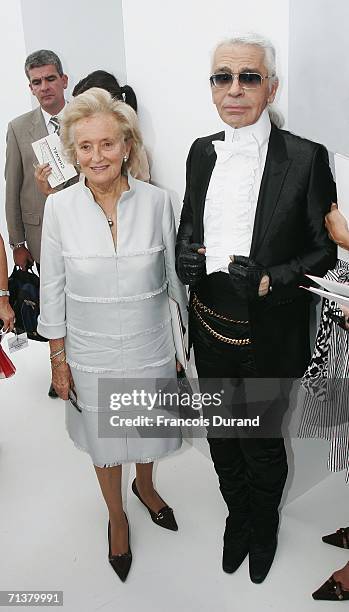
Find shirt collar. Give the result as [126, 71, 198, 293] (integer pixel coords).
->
[224, 108, 271, 148]
[80, 172, 135, 202]
[41, 101, 67, 128]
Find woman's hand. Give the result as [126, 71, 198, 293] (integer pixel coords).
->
[0, 298, 15, 332]
[51, 361, 74, 400]
[34, 163, 57, 196]
[325, 203, 349, 249]
[341, 306, 349, 331]
[176, 359, 183, 373]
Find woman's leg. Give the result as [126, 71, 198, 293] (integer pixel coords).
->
[135, 462, 168, 513]
[94, 465, 129, 555]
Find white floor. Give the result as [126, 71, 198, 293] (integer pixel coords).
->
[1, 341, 349, 611]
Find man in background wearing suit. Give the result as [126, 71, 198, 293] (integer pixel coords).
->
[5, 49, 68, 271]
[5, 49, 68, 397]
[176, 33, 336, 583]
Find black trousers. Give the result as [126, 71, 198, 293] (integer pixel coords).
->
[192, 312, 288, 545]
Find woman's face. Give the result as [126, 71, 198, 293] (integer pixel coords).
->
[74, 112, 131, 188]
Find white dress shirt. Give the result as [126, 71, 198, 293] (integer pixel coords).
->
[204, 109, 271, 275]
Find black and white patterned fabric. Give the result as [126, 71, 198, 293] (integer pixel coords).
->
[299, 260, 349, 481]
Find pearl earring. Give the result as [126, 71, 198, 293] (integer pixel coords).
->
[76, 159, 80, 166]
[123, 155, 128, 162]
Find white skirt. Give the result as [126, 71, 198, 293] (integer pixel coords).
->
[66, 357, 182, 467]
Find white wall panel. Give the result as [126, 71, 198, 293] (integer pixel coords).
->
[289, 0, 349, 156]
[0, 1, 31, 248]
[20, 0, 126, 101]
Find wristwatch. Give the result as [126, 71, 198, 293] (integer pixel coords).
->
[0, 289, 10, 297]
[10, 242, 25, 250]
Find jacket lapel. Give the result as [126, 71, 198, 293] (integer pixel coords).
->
[28, 107, 48, 142]
[197, 132, 224, 242]
[250, 126, 291, 257]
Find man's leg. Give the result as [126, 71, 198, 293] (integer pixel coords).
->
[238, 377, 290, 583]
[240, 436, 288, 582]
[207, 436, 250, 572]
[192, 316, 251, 572]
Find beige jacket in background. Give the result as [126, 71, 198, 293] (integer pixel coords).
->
[5, 106, 48, 263]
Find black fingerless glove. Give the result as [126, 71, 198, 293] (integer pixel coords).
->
[176, 242, 206, 286]
[228, 255, 268, 300]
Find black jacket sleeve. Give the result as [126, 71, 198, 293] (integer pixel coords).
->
[268, 144, 337, 290]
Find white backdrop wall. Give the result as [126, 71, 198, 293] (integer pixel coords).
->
[0, 1, 31, 251]
[288, 0, 349, 157]
[122, 0, 290, 218]
[20, 0, 127, 102]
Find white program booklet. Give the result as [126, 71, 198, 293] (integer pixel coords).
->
[306, 274, 349, 298]
[301, 274, 349, 309]
[32, 133, 78, 187]
[334, 153, 349, 263]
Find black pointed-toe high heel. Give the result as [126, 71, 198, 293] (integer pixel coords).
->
[322, 527, 349, 549]
[132, 478, 178, 531]
[108, 514, 132, 582]
[312, 576, 349, 601]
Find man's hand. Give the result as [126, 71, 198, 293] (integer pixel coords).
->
[258, 274, 270, 297]
[325, 203, 349, 250]
[176, 242, 206, 286]
[34, 163, 57, 196]
[13, 245, 34, 270]
[0, 298, 15, 332]
[228, 255, 270, 299]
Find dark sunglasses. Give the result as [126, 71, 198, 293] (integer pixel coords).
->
[68, 389, 82, 413]
[209, 72, 273, 90]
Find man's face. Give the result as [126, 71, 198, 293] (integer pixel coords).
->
[211, 44, 279, 128]
[28, 64, 68, 114]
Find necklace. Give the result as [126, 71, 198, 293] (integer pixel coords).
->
[90, 177, 125, 229]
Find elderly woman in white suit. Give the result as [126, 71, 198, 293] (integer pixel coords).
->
[37, 88, 187, 582]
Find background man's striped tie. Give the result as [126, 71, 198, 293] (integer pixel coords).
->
[49, 116, 60, 135]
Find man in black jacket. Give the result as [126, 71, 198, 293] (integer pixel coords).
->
[176, 33, 336, 583]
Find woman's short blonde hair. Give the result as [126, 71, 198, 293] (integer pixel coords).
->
[60, 87, 143, 177]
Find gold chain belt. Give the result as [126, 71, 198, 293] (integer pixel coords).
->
[192, 294, 249, 324]
[192, 294, 251, 346]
